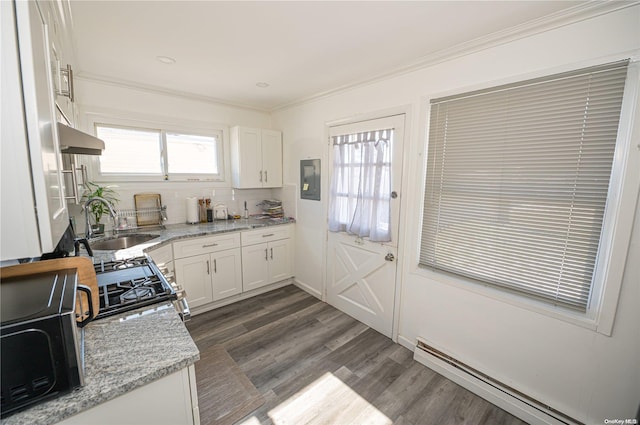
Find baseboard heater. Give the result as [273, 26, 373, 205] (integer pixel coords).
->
[414, 338, 582, 425]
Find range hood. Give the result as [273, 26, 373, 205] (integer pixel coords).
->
[57, 122, 105, 155]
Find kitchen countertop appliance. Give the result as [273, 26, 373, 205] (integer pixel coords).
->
[1, 269, 88, 417]
[92, 256, 190, 322]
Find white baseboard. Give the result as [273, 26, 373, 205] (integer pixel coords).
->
[190, 279, 293, 316]
[293, 278, 322, 299]
[413, 342, 577, 425]
[397, 335, 415, 351]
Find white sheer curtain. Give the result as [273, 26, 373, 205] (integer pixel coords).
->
[328, 129, 393, 242]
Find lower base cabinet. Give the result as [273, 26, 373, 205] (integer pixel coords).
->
[241, 238, 292, 292]
[57, 366, 199, 425]
[163, 224, 294, 312]
[174, 248, 242, 309]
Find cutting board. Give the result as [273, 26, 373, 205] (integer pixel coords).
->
[0, 257, 99, 323]
[134, 193, 162, 226]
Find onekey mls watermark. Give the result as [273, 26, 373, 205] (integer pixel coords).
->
[603, 419, 638, 424]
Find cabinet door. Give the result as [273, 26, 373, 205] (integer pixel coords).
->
[211, 248, 242, 301]
[268, 239, 292, 282]
[175, 253, 213, 308]
[261, 130, 282, 188]
[16, 0, 69, 254]
[241, 243, 270, 292]
[232, 127, 262, 188]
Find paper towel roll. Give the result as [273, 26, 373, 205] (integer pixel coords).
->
[186, 197, 199, 224]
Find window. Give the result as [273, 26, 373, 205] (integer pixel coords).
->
[328, 128, 393, 242]
[95, 124, 224, 181]
[419, 60, 629, 312]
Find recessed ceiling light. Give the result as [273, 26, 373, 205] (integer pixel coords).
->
[256, 82, 270, 88]
[156, 55, 176, 64]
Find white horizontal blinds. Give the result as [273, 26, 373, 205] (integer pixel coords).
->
[420, 61, 629, 311]
[328, 129, 393, 242]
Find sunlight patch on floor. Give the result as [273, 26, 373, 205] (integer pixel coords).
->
[238, 416, 261, 425]
[268, 371, 392, 425]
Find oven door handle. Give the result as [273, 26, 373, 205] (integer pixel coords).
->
[175, 297, 191, 322]
[76, 285, 94, 328]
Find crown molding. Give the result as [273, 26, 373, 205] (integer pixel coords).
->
[74, 72, 271, 113]
[73, 1, 638, 114]
[270, 1, 639, 112]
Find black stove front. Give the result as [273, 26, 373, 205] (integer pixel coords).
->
[93, 257, 176, 319]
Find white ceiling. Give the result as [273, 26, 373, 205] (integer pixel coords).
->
[69, 1, 591, 111]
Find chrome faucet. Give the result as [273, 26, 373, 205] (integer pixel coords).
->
[84, 196, 118, 239]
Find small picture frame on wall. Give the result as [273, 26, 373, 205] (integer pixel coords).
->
[300, 159, 320, 201]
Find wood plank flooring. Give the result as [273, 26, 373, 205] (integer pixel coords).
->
[186, 285, 527, 425]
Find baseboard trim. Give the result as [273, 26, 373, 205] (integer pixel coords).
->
[293, 278, 322, 299]
[413, 338, 581, 425]
[190, 279, 293, 316]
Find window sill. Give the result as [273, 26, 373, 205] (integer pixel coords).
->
[411, 265, 602, 333]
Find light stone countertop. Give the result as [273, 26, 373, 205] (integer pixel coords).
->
[1, 218, 294, 424]
[1, 303, 199, 425]
[88, 217, 295, 262]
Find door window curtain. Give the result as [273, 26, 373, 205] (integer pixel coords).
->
[419, 60, 629, 312]
[329, 129, 393, 242]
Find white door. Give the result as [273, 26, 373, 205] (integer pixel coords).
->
[242, 243, 270, 291]
[268, 238, 292, 282]
[211, 248, 242, 301]
[175, 254, 213, 308]
[326, 115, 405, 338]
[261, 130, 283, 188]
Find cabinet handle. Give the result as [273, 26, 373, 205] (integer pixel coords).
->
[270, 248, 273, 259]
[265, 170, 268, 182]
[259, 170, 263, 182]
[206, 260, 210, 275]
[57, 64, 74, 102]
[265, 248, 268, 261]
[262, 234, 274, 238]
[202, 243, 218, 248]
[214, 259, 217, 273]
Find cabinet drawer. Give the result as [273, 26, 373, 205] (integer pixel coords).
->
[173, 232, 241, 259]
[241, 225, 291, 246]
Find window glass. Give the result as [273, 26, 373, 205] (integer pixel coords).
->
[166, 133, 219, 175]
[96, 125, 162, 174]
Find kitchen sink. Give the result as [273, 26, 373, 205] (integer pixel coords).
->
[90, 234, 158, 250]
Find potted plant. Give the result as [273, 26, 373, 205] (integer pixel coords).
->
[82, 182, 119, 235]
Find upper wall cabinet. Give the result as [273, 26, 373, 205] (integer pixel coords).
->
[230, 126, 282, 189]
[37, 1, 76, 126]
[1, 0, 69, 260]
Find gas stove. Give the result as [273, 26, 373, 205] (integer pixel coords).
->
[93, 256, 177, 320]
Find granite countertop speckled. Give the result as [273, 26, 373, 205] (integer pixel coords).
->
[1, 218, 294, 424]
[89, 217, 295, 261]
[1, 303, 199, 425]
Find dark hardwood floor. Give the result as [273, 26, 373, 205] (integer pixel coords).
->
[186, 285, 527, 425]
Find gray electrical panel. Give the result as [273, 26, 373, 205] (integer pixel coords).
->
[300, 159, 320, 201]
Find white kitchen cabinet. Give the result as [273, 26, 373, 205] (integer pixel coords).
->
[241, 225, 293, 292]
[230, 126, 282, 188]
[173, 233, 242, 308]
[146, 243, 174, 267]
[57, 366, 199, 425]
[1, 0, 69, 261]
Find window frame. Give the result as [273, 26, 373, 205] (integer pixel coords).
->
[89, 118, 226, 183]
[414, 59, 640, 336]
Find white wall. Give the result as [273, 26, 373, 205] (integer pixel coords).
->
[72, 78, 282, 231]
[272, 6, 640, 423]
